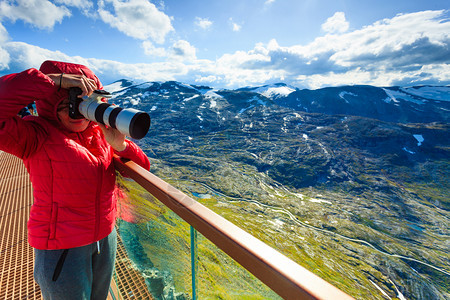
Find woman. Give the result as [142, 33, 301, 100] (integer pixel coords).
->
[0, 60, 150, 299]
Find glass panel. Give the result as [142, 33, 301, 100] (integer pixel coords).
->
[115, 174, 282, 299]
[194, 229, 281, 299]
[117, 215, 193, 299]
[115, 173, 193, 299]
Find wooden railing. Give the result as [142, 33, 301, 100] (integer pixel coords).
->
[114, 156, 354, 300]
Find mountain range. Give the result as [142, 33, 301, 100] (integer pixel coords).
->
[105, 80, 449, 300]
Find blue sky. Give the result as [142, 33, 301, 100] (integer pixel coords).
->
[0, 0, 449, 89]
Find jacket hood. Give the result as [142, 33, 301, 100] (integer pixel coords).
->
[36, 60, 103, 123]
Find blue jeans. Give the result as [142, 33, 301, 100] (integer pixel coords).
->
[34, 228, 117, 300]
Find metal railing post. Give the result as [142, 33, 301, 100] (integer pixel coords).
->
[190, 226, 198, 300]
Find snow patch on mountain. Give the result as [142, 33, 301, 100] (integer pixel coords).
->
[183, 95, 199, 102]
[382, 88, 408, 104]
[123, 97, 140, 105]
[239, 105, 255, 114]
[178, 82, 197, 91]
[104, 81, 127, 93]
[130, 98, 140, 105]
[403, 147, 415, 154]
[142, 91, 159, 98]
[136, 82, 156, 90]
[338, 91, 357, 103]
[382, 87, 450, 105]
[413, 134, 424, 146]
[204, 90, 223, 99]
[401, 86, 450, 102]
[248, 96, 267, 106]
[110, 89, 128, 99]
[259, 86, 296, 98]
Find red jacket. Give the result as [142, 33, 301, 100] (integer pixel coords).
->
[0, 61, 150, 250]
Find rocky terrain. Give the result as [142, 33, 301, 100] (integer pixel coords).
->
[107, 80, 449, 299]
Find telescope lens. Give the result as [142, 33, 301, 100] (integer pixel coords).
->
[115, 108, 151, 140]
[129, 112, 151, 140]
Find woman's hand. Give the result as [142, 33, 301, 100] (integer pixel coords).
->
[47, 73, 97, 97]
[97, 123, 127, 152]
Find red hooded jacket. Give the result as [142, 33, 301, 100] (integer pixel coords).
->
[0, 61, 150, 250]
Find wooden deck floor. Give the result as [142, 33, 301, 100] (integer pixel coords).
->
[0, 151, 40, 299]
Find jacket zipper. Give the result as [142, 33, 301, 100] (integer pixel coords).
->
[77, 132, 103, 243]
[94, 163, 103, 241]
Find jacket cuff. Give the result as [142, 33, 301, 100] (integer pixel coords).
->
[113, 140, 130, 155]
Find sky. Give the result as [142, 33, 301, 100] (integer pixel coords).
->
[0, 0, 449, 89]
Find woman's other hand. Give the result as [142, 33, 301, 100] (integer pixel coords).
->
[47, 73, 97, 98]
[97, 123, 127, 152]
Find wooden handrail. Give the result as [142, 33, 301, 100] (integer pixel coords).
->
[114, 156, 354, 300]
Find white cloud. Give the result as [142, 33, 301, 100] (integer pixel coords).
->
[142, 39, 197, 62]
[322, 12, 349, 34]
[195, 17, 212, 30]
[0, 23, 10, 70]
[264, 0, 276, 6]
[0, 47, 10, 70]
[220, 10, 450, 88]
[195, 74, 218, 83]
[171, 40, 196, 61]
[54, 0, 93, 10]
[324, 10, 450, 69]
[142, 40, 167, 57]
[0, 22, 8, 44]
[229, 18, 241, 32]
[89, 59, 186, 83]
[98, 0, 173, 43]
[1, 10, 449, 89]
[4, 42, 75, 70]
[0, 0, 71, 30]
[1, 41, 186, 83]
